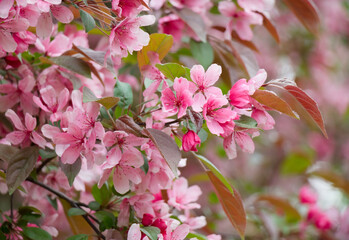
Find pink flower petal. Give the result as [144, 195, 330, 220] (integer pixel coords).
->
[127, 224, 141, 240]
[31, 131, 47, 149]
[36, 12, 53, 39]
[50, 5, 73, 24]
[6, 131, 27, 145]
[5, 109, 25, 131]
[204, 64, 222, 87]
[0, 30, 17, 52]
[113, 167, 130, 194]
[0, 0, 14, 19]
[61, 144, 82, 164]
[24, 113, 37, 131]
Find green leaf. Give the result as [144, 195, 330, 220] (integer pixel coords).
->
[113, 81, 133, 108]
[22, 227, 52, 240]
[38, 149, 57, 160]
[140, 226, 161, 240]
[46, 196, 58, 210]
[83, 86, 98, 102]
[18, 206, 41, 216]
[88, 201, 101, 211]
[234, 115, 258, 129]
[60, 158, 82, 186]
[92, 184, 111, 205]
[141, 154, 149, 174]
[281, 152, 312, 175]
[79, 10, 96, 32]
[186, 233, 208, 240]
[94, 211, 115, 231]
[155, 63, 186, 81]
[6, 146, 39, 194]
[50, 56, 91, 78]
[67, 234, 89, 240]
[194, 154, 234, 195]
[68, 208, 86, 216]
[190, 40, 214, 69]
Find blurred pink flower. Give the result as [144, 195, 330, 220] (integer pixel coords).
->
[299, 186, 317, 205]
[5, 109, 47, 148]
[168, 177, 202, 210]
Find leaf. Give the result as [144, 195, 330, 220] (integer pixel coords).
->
[60, 158, 82, 186]
[0, 144, 19, 163]
[66, 234, 89, 240]
[94, 211, 116, 231]
[283, 0, 320, 34]
[113, 81, 133, 108]
[310, 171, 349, 196]
[6, 146, 39, 194]
[256, 12, 280, 43]
[68, 208, 86, 216]
[190, 40, 214, 69]
[234, 115, 258, 129]
[22, 227, 52, 240]
[140, 226, 161, 240]
[79, 9, 96, 32]
[194, 154, 234, 195]
[252, 89, 297, 118]
[72, 45, 116, 74]
[92, 184, 112, 206]
[207, 171, 246, 238]
[178, 8, 207, 42]
[60, 199, 95, 236]
[186, 233, 208, 240]
[82, 86, 98, 102]
[281, 152, 312, 175]
[144, 128, 181, 177]
[187, 110, 203, 133]
[88, 201, 101, 211]
[50, 56, 91, 78]
[96, 97, 120, 110]
[285, 85, 326, 137]
[114, 115, 146, 138]
[38, 149, 57, 160]
[137, 33, 173, 70]
[256, 195, 302, 222]
[83, 87, 119, 109]
[155, 63, 186, 81]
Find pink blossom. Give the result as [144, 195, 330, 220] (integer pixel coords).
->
[161, 77, 193, 118]
[0, 10, 30, 53]
[228, 79, 250, 108]
[190, 64, 223, 111]
[218, 1, 263, 40]
[163, 221, 190, 240]
[182, 130, 201, 152]
[251, 108, 275, 130]
[33, 85, 70, 122]
[168, 177, 202, 210]
[158, 14, 185, 47]
[112, 0, 147, 18]
[169, 0, 211, 13]
[0, 0, 14, 19]
[299, 186, 317, 205]
[203, 96, 236, 135]
[307, 205, 332, 231]
[5, 109, 47, 148]
[109, 15, 155, 61]
[223, 130, 256, 159]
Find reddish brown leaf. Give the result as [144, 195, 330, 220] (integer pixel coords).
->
[283, 0, 320, 35]
[144, 128, 181, 177]
[114, 115, 146, 137]
[178, 8, 207, 42]
[140, 0, 151, 10]
[310, 171, 349, 196]
[257, 12, 280, 43]
[252, 89, 297, 118]
[207, 171, 246, 238]
[284, 85, 327, 137]
[256, 195, 301, 222]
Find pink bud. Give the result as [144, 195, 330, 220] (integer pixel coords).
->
[152, 218, 167, 234]
[182, 130, 201, 152]
[299, 186, 317, 205]
[142, 213, 154, 226]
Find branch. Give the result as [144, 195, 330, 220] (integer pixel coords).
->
[26, 177, 105, 240]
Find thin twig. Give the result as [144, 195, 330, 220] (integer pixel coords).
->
[36, 157, 55, 174]
[26, 177, 105, 239]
